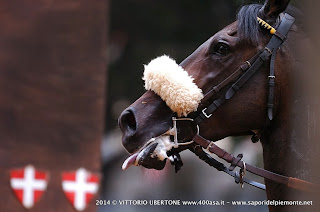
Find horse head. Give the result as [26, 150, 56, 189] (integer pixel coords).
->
[119, 0, 291, 169]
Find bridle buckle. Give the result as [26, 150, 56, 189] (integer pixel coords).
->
[202, 108, 212, 119]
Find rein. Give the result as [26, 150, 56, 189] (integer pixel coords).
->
[178, 13, 319, 192]
[193, 134, 318, 192]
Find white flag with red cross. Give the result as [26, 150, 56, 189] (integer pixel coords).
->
[10, 165, 48, 209]
[62, 168, 99, 211]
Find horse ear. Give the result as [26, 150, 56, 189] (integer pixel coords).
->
[260, 0, 290, 19]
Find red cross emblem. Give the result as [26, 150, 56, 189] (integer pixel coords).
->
[62, 168, 99, 211]
[10, 165, 48, 209]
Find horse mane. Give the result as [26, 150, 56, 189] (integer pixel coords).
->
[237, 4, 263, 45]
[237, 4, 304, 45]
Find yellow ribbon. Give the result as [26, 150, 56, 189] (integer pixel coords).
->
[257, 17, 276, 34]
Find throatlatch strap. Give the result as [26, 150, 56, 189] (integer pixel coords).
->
[267, 49, 277, 120]
[265, 13, 295, 120]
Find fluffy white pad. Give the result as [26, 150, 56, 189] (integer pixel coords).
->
[143, 55, 203, 117]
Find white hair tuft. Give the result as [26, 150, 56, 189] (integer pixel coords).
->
[143, 55, 203, 117]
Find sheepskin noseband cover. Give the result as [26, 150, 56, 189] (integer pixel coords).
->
[143, 55, 204, 117]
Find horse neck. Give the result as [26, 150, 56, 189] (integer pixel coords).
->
[261, 103, 316, 212]
[260, 57, 315, 202]
[261, 106, 313, 180]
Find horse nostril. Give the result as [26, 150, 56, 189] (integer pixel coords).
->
[119, 109, 137, 133]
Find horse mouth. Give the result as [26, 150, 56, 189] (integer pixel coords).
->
[122, 135, 175, 170]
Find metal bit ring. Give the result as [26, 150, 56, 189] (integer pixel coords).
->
[239, 161, 246, 189]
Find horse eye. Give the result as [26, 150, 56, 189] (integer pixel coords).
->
[213, 42, 229, 56]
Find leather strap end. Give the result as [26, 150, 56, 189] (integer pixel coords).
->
[268, 108, 273, 120]
[225, 88, 235, 100]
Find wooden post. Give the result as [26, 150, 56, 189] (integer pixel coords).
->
[0, 0, 108, 211]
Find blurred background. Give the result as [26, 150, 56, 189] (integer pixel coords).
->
[0, 0, 316, 212]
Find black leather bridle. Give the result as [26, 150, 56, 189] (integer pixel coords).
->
[178, 13, 319, 192]
[191, 13, 295, 126]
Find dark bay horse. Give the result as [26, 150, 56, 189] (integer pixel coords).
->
[119, 0, 317, 211]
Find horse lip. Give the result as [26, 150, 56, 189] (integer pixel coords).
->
[137, 142, 159, 164]
[122, 139, 167, 170]
[139, 142, 158, 160]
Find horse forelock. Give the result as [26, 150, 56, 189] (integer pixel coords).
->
[237, 4, 304, 46]
[237, 4, 263, 45]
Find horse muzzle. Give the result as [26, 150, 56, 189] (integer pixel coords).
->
[120, 116, 197, 171]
